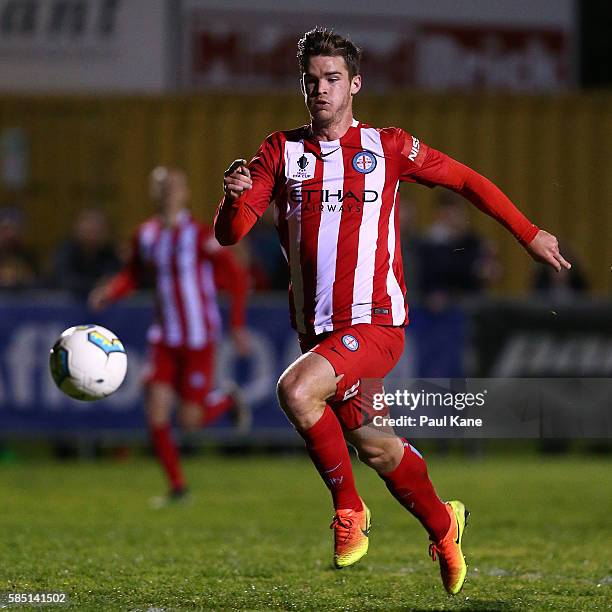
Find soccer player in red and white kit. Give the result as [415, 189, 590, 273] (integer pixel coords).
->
[90, 167, 250, 504]
[215, 29, 571, 594]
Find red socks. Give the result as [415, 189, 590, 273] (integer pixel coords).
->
[381, 440, 450, 541]
[150, 424, 185, 491]
[299, 407, 447, 540]
[149, 391, 235, 493]
[301, 405, 363, 512]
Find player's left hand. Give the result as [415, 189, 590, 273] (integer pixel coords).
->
[524, 229, 571, 272]
[231, 327, 251, 357]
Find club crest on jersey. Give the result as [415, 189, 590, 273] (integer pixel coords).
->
[352, 150, 377, 174]
[289, 152, 316, 181]
[341, 334, 360, 351]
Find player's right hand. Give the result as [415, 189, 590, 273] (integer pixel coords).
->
[223, 159, 252, 201]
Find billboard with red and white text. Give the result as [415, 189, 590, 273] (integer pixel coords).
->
[181, 0, 575, 92]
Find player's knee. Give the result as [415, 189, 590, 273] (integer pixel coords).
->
[277, 371, 305, 411]
[178, 404, 201, 431]
[146, 383, 174, 424]
[146, 401, 171, 428]
[276, 371, 318, 423]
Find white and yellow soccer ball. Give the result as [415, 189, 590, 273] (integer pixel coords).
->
[49, 324, 128, 401]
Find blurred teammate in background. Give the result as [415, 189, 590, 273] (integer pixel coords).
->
[90, 167, 250, 505]
[215, 28, 571, 594]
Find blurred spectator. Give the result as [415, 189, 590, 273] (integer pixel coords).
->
[532, 244, 589, 300]
[244, 206, 288, 291]
[50, 207, 121, 298]
[0, 206, 37, 290]
[417, 191, 501, 308]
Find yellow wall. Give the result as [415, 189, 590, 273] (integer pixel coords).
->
[0, 93, 610, 293]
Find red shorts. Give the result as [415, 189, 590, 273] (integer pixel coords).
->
[299, 324, 405, 431]
[145, 343, 215, 406]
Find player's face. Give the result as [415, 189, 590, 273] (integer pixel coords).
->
[302, 55, 361, 127]
[152, 170, 190, 213]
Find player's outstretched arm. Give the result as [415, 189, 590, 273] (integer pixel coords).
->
[88, 283, 113, 311]
[88, 235, 141, 310]
[449, 164, 573, 272]
[408, 145, 572, 272]
[524, 229, 571, 272]
[88, 269, 138, 311]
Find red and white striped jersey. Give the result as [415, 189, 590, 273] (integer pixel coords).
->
[216, 119, 538, 336]
[108, 210, 247, 349]
[233, 120, 438, 335]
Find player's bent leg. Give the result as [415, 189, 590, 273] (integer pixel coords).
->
[277, 352, 368, 568]
[221, 383, 252, 433]
[346, 423, 450, 538]
[346, 422, 468, 592]
[178, 346, 251, 433]
[147, 382, 175, 427]
[177, 401, 202, 432]
[200, 386, 251, 432]
[146, 383, 187, 501]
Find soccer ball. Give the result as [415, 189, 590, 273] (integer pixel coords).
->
[49, 324, 128, 401]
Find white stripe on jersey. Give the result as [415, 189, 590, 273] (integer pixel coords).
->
[351, 127, 385, 324]
[156, 228, 182, 346]
[314, 140, 344, 334]
[177, 224, 206, 348]
[284, 140, 307, 334]
[387, 183, 406, 325]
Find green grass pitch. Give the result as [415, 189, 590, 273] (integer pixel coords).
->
[1, 452, 611, 611]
